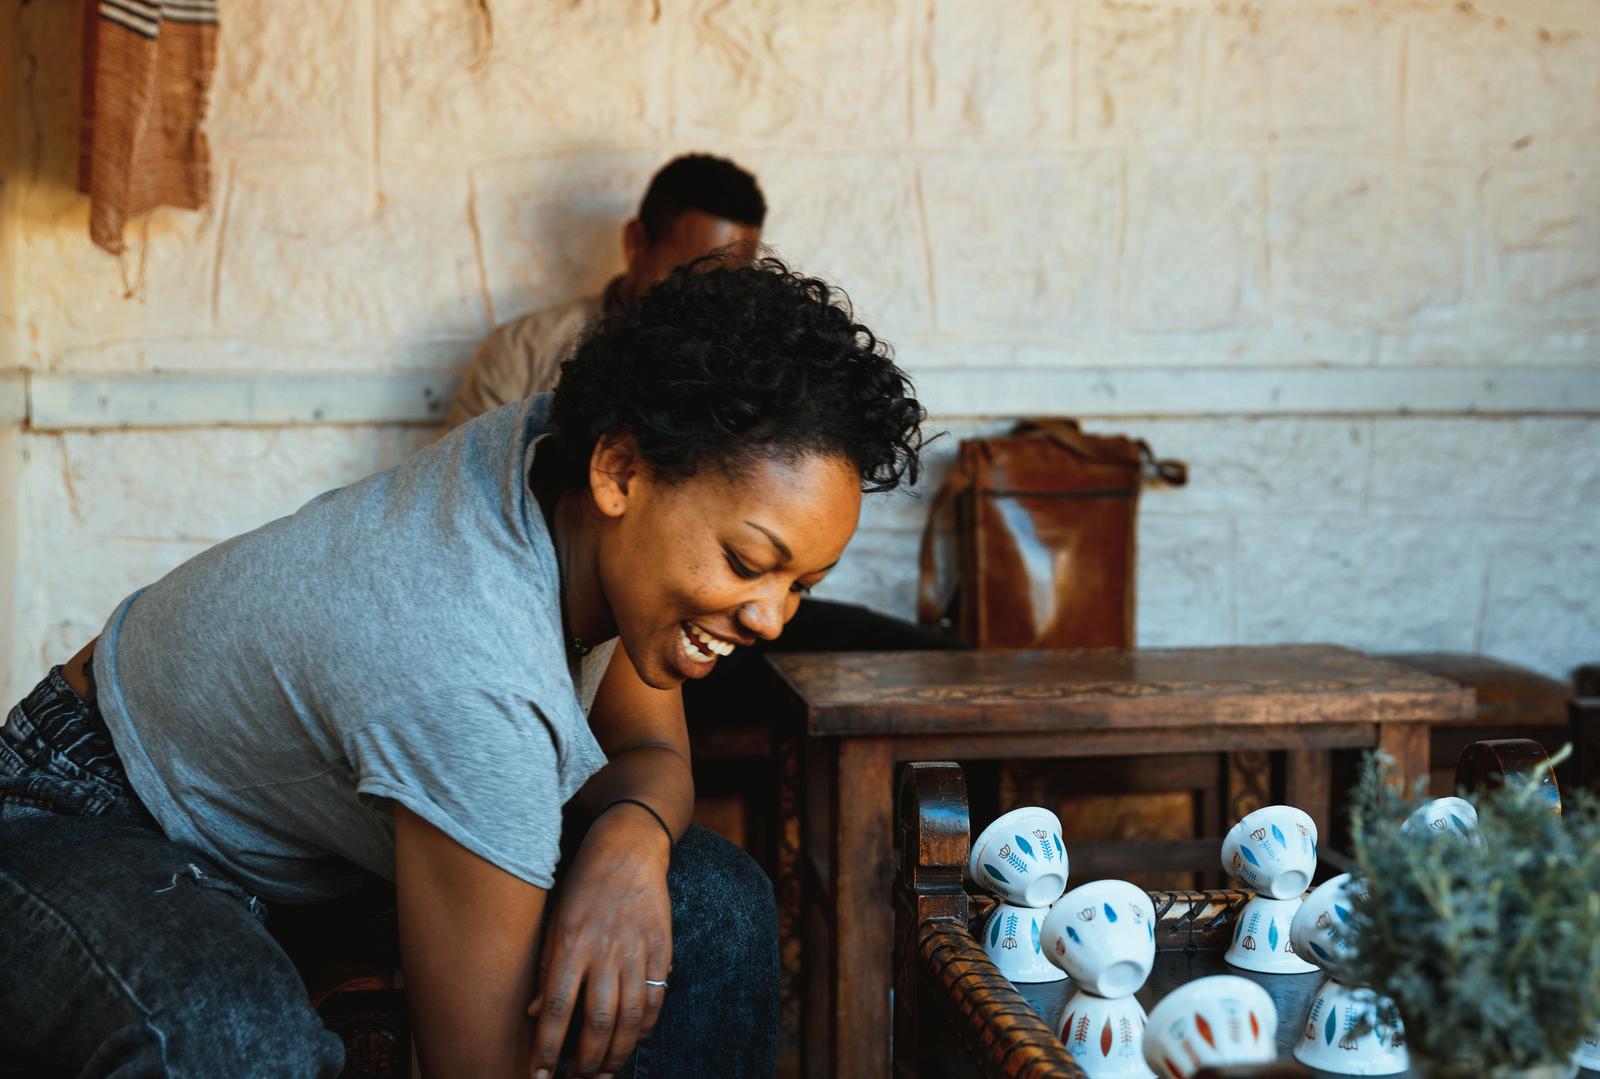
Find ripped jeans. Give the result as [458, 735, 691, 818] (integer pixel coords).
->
[0, 668, 346, 1076]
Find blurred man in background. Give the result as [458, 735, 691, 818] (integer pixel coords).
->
[447, 153, 766, 427]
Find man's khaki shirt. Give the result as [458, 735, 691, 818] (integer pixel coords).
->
[445, 291, 605, 429]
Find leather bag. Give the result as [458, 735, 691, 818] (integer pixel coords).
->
[916, 419, 1187, 649]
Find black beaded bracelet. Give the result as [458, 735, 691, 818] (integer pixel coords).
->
[603, 797, 675, 847]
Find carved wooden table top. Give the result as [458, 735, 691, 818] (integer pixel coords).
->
[771, 644, 1472, 734]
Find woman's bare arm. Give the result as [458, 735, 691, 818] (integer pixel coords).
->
[395, 804, 547, 1079]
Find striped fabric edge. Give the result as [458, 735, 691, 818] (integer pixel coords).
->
[162, 8, 218, 23]
[99, 0, 160, 39]
[162, 0, 218, 20]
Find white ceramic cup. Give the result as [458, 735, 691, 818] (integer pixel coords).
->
[1290, 872, 1363, 974]
[969, 806, 1069, 907]
[1143, 975, 1278, 1079]
[1058, 988, 1156, 1079]
[1224, 895, 1319, 975]
[1293, 977, 1409, 1075]
[1042, 880, 1157, 997]
[1400, 796, 1483, 845]
[1221, 804, 1319, 899]
[1575, 1024, 1600, 1071]
[981, 901, 1068, 984]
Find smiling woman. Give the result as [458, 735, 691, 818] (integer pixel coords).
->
[0, 257, 924, 1078]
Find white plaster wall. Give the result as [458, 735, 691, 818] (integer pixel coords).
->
[3, 0, 1599, 701]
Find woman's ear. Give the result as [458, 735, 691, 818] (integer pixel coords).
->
[588, 434, 642, 519]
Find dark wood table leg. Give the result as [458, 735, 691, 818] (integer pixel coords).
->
[775, 734, 803, 1054]
[1225, 750, 1271, 822]
[830, 737, 895, 1079]
[1284, 749, 1332, 845]
[1376, 722, 1429, 794]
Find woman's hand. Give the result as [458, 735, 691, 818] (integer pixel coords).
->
[527, 803, 673, 1078]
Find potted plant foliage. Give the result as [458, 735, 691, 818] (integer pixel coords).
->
[1336, 748, 1600, 1079]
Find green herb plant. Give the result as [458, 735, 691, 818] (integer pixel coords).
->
[1337, 748, 1600, 1078]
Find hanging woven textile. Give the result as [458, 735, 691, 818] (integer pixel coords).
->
[78, 0, 219, 255]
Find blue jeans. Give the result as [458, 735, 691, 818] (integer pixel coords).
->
[0, 669, 778, 1077]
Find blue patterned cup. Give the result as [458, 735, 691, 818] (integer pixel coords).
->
[1400, 796, 1483, 845]
[981, 901, 1067, 984]
[1224, 895, 1318, 975]
[1290, 872, 1363, 975]
[1576, 1024, 1600, 1071]
[1041, 880, 1156, 997]
[1221, 805, 1318, 899]
[969, 806, 1069, 907]
[1293, 977, 1409, 1075]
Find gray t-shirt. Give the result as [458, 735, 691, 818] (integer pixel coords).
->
[93, 395, 611, 903]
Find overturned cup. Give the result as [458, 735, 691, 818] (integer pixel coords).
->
[1222, 804, 1318, 899]
[969, 806, 1069, 907]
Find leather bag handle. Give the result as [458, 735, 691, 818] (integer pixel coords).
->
[1013, 418, 1187, 486]
[916, 455, 971, 628]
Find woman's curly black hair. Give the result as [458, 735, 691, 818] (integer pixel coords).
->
[548, 256, 926, 494]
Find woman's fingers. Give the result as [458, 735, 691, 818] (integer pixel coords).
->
[571, 965, 620, 1077]
[530, 955, 581, 1077]
[600, 973, 646, 1076]
[639, 967, 668, 1039]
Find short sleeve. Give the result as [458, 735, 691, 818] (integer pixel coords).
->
[347, 689, 566, 889]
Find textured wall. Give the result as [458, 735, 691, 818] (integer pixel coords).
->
[3, 0, 1598, 701]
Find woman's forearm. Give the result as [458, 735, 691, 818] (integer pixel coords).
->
[572, 742, 694, 840]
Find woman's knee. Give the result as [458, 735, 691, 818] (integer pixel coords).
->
[152, 952, 345, 1076]
[666, 826, 777, 973]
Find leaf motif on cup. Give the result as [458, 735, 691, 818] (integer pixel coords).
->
[1316, 911, 1332, 929]
[1241, 935, 1256, 950]
[984, 862, 1009, 884]
[1066, 926, 1081, 945]
[1103, 903, 1118, 923]
[1195, 1013, 1215, 1048]
[1101, 1018, 1113, 1056]
[1271, 824, 1287, 849]
[1077, 907, 1096, 921]
[1055, 937, 1067, 955]
[1430, 818, 1447, 830]
[1231, 851, 1243, 871]
[1014, 834, 1035, 858]
[1250, 827, 1267, 841]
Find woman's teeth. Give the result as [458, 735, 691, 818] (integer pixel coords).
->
[680, 622, 734, 662]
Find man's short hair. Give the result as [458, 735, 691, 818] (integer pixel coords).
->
[638, 154, 767, 245]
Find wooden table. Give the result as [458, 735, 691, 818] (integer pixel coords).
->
[769, 644, 1473, 1079]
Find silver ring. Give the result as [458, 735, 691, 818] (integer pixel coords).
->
[644, 978, 669, 988]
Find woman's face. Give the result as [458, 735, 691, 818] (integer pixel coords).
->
[592, 447, 862, 689]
